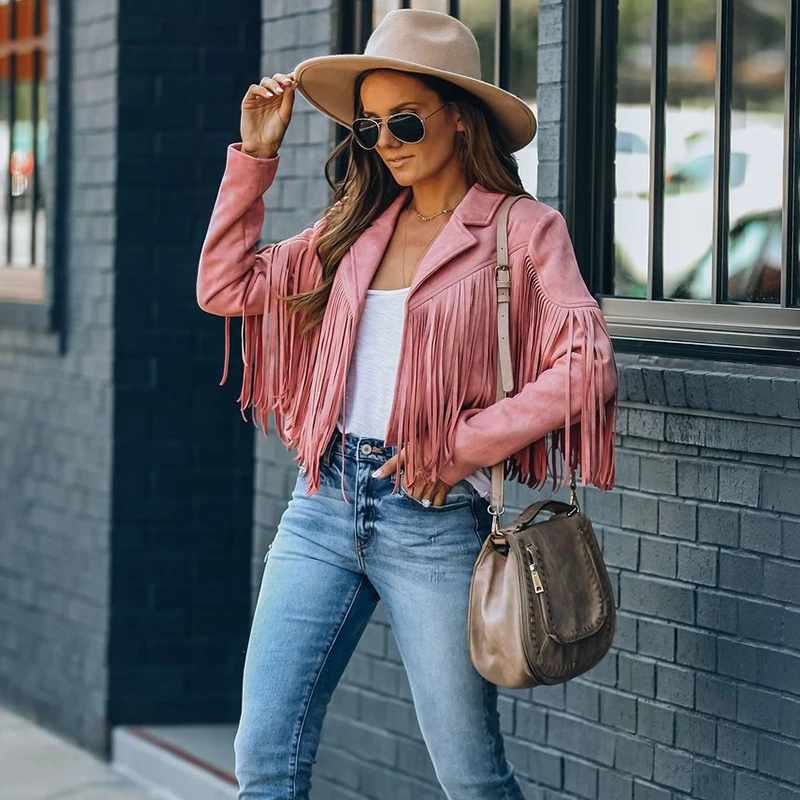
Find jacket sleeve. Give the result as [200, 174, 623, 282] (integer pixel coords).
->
[441, 207, 618, 491]
[196, 142, 325, 316]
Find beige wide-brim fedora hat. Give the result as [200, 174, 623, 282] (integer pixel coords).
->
[293, 8, 537, 153]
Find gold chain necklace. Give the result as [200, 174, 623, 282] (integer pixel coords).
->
[409, 200, 457, 221]
[402, 204, 450, 287]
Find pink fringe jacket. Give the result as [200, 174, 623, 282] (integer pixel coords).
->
[197, 143, 618, 504]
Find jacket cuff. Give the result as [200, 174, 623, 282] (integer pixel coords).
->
[226, 142, 280, 195]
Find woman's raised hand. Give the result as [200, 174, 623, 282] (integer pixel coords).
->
[240, 72, 297, 158]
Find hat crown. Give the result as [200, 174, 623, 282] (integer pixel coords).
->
[364, 9, 482, 81]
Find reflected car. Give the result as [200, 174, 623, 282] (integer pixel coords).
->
[614, 125, 783, 300]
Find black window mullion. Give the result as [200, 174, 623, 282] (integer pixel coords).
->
[712, 0, 733, 304]
[647, 0, 668, 301]
[448, 0, 460, 18]
[400, 0, 411, 9]
[782, 0, 799, 308]
[494, 0, 510, 89]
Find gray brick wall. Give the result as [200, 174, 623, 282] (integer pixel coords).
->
[0, 0, 115, 755]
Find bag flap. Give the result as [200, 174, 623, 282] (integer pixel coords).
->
[522, 513, 607, 644]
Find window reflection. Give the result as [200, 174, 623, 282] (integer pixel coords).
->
[613, 0, 653, 298]
[0, 0, 46, 272]
[458, 1, 495, 84]
[373, 0, 400, 28]
[726, 0, 785, 303]
[510, 0, 538, 195]
[613, 0, 788, 305]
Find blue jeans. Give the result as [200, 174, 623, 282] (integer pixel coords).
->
[234, 428, 524, 800]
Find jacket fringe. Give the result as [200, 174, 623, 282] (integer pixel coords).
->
[508, 252, 617, 491]
[387, 258, 617, 496]
[218, 250, 615, 504]
[217, 251, 358, 502]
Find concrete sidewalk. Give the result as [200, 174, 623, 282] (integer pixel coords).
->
[0, 705, 172, 800]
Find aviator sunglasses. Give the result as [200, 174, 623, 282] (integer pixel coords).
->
[351, 102, 451, 150]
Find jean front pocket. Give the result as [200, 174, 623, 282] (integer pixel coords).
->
[397, 469, 476, 510]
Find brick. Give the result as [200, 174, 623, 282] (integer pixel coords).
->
[615, 449, 639, 489]
[762, 469, 800, 515]
[674, 709, 716, 757]
[716, 720, 757, 769]
[624, 366, 647, 402]
[618, 653, 656, 698]
[718, 464, 760, 507]
[638, 618, 675, 661]
[684, 371, 710, 409]
[633, 779, 672, 800]
[563, 756, 597, 798]
[653, 743, 693, 792]
[737, 596, 784, 646]
[655, 663, 695, 708]
[614, 611, 638, 652]
[615, 732, 655, 778]
[737, 685, 783, 734]
[677, 459, 718, 500]
[600, 686, 637, 732]
[695, 673, 737, 720]
[719, 550, 763, 595]
[565, 679, 600, 722]
[622, 493, 659, 534]
[640, 537, 676, 578]
[637, 699, 674, 745]
[547, 713, 616, 766]
[620, 574, 694, 624]
[677, 542, 717, 586]
[705, 373, 734, 412]
[663, 370, 687, 408]
[697, 504, 739, 547]
[604, 528, 640, 570]
[627, 409, 666, 441]
[758, 734, 800, 784]
[696, 589, 738, 635]
[658, 497, 697, 541]
[726, 374, 758, 415]
[740, 510, 782, 556]
[781, 518, 800, 561]
[748, 375, 779, 417]
[763, 559, 800, 605]
[771, 377, 800, 419]
[675, 627, 716, 671]
[598, 767, 634, 800]
[642, 368, 668, 406]
[639, 455, 676, 494]
[692, 760, 735, 800]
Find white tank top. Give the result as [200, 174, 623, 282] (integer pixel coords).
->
[336, 286, 491, 499]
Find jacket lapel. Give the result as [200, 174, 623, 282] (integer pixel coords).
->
[337, 181, 508, 314]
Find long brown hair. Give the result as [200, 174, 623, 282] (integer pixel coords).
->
[280, 69, 528, 334]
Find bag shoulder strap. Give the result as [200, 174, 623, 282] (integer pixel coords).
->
[489, 193, 533, 520]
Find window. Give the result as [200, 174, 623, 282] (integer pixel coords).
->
[0, 0, 47, 305]
[337, 0, 539, 195]
[570, 0, 800, 364]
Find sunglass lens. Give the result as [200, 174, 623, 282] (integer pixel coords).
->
[388, 113, 424, 143]
[353, 119, 379, 149]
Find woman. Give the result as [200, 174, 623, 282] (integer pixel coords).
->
[197, 9, 617, 799]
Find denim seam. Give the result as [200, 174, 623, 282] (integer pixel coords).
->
[290, 576, 367, 798]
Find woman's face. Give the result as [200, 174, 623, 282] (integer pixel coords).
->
[357, 70, 465, 185]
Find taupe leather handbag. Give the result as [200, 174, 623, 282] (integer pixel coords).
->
[466, 194, 616, 689]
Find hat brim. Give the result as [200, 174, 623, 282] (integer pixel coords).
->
[293, 54, 537, 153]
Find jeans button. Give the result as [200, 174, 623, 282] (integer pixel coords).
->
[360, 444, 372, 454]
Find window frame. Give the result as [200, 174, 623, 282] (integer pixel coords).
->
[567, 0, 800, 366]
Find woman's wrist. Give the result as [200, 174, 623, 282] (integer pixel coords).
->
[241, 143, 279, 159]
